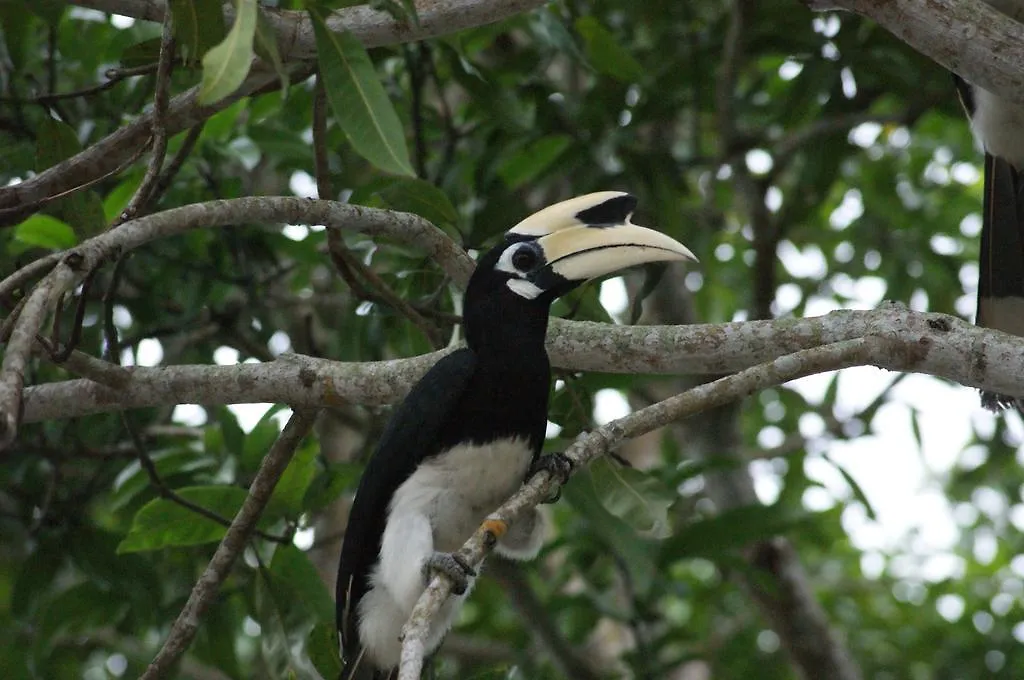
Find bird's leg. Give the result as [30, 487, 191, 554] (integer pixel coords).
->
[423, 552, 476, 595]
[526, 453, 574, 503]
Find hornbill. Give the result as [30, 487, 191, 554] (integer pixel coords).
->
[335, 192, 697, 679]
[955, 0, 1024, 410]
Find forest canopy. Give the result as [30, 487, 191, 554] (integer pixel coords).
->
[2, 1, 1024, 679]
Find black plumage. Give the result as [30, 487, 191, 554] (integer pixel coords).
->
[333, 192, 696, 679]
[336, 247, 552, 678]
[955, 73, 1024, 410]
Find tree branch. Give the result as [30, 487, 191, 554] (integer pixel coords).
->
[69, 0, 550, 63]
[139, 408, 317, 680]
[0, 0, 548, 223]
[804, 0, 1024, 105]
[0, 198, 473, 450]
[16, 304, 1024, 425]
[117, 8, 176, 224]
[397, 338, 884, 679]
[2, 0, 548, 222]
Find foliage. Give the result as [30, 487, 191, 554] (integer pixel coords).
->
[1, 1, 1021, 679]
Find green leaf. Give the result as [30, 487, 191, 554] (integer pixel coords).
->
[34, 118, 106, 236]
[11, 540, 63, 618]
[120, 37, 163, 68]
[563, 473, 658, 596]
[35, 117, 81, 172]
[375, 178, 459, 227]
[302, 462, 363, 512]
[588, 456, 674, 539]
[269, 546, 335, 624]
[110, 448, 217, 511]
[102, 175, 143, 222]
[34, 582, 129, 653]
[824, 453, 878, 520]
[0, 2, 35, 68]
[25, 0, 64, 25]
[497, 134, 573, 190]
[254, 6, 289, 92]
[194, 595, 243, 678]
[308, 622, 343, 680]
[240, 406, 288, 472]
[117, 485, 251, 552]
[215, 406, 246, 457]
[13, 215, 77, 250]
[660, 504, 813, 560]
[170, 0, 227, 64]
[574, 16, 644, 83]
[198, 0, 258, 105]
[308, 4, 414, 176]
[267, 438, 318, 517]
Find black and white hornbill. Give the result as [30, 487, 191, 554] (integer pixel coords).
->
[334, 192, 696, 679]
[954, 0, 1024, 410]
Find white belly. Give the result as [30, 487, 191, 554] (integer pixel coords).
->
[358, 437, 534, 669]
[973, 87, 1024, 167]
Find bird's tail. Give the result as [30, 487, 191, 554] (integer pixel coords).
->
[976, 152, 1024, 411]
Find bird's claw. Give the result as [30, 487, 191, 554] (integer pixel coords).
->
[527, 453, 574, 504]
[423, 552, 476, 595]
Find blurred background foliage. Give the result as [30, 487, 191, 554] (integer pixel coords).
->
[1, 0, 1022, 678]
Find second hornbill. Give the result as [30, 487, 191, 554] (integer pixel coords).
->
[335, 192, 696, 679]
[954, 0, 1024, 410]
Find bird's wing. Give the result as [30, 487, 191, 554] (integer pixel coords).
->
[336, 348, 478, 669]
[977, 152, 1024, 409]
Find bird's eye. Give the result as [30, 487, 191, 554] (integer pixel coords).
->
[511, 246, 538, 271]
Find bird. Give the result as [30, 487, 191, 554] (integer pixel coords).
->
[954, 0, 1024, 410]
[334, 191, 697, 679]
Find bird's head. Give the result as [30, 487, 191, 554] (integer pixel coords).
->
[464, 192, 697, 350]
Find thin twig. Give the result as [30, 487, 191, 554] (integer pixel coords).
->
[404, 43, 428, 179]
[118, 9, 176, 224]
[50, 268, 98, 363]
[103, 254, 129, 362]
[0, 140, 151, 225]
[149, 121, 205, 203]
[0, 64, 158, 105]
[34, 333, 131, 388]
[139, 408, 316, 680]
[326, 242, 445, 348]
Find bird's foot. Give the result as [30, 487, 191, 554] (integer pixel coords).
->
[423, 552, 476, 595]
[527, 453, 574, 503]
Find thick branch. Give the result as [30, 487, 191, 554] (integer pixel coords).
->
[806, 0, 1024, 105]
[397, 338, 881, 679]
[18, 305, 1024, 424]
[1, 198, 472, 450]
[139, 409, 317, 680]
[69, 0, 548, 62]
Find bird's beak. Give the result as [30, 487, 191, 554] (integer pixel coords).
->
[508, 191, 697, 286]
[535, 222, 696, 282]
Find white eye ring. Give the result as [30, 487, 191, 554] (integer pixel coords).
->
[496, 242, 541, 274]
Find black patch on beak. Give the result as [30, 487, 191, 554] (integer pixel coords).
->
[575, 194, 638, 227]
[530, 265, 570, 295]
